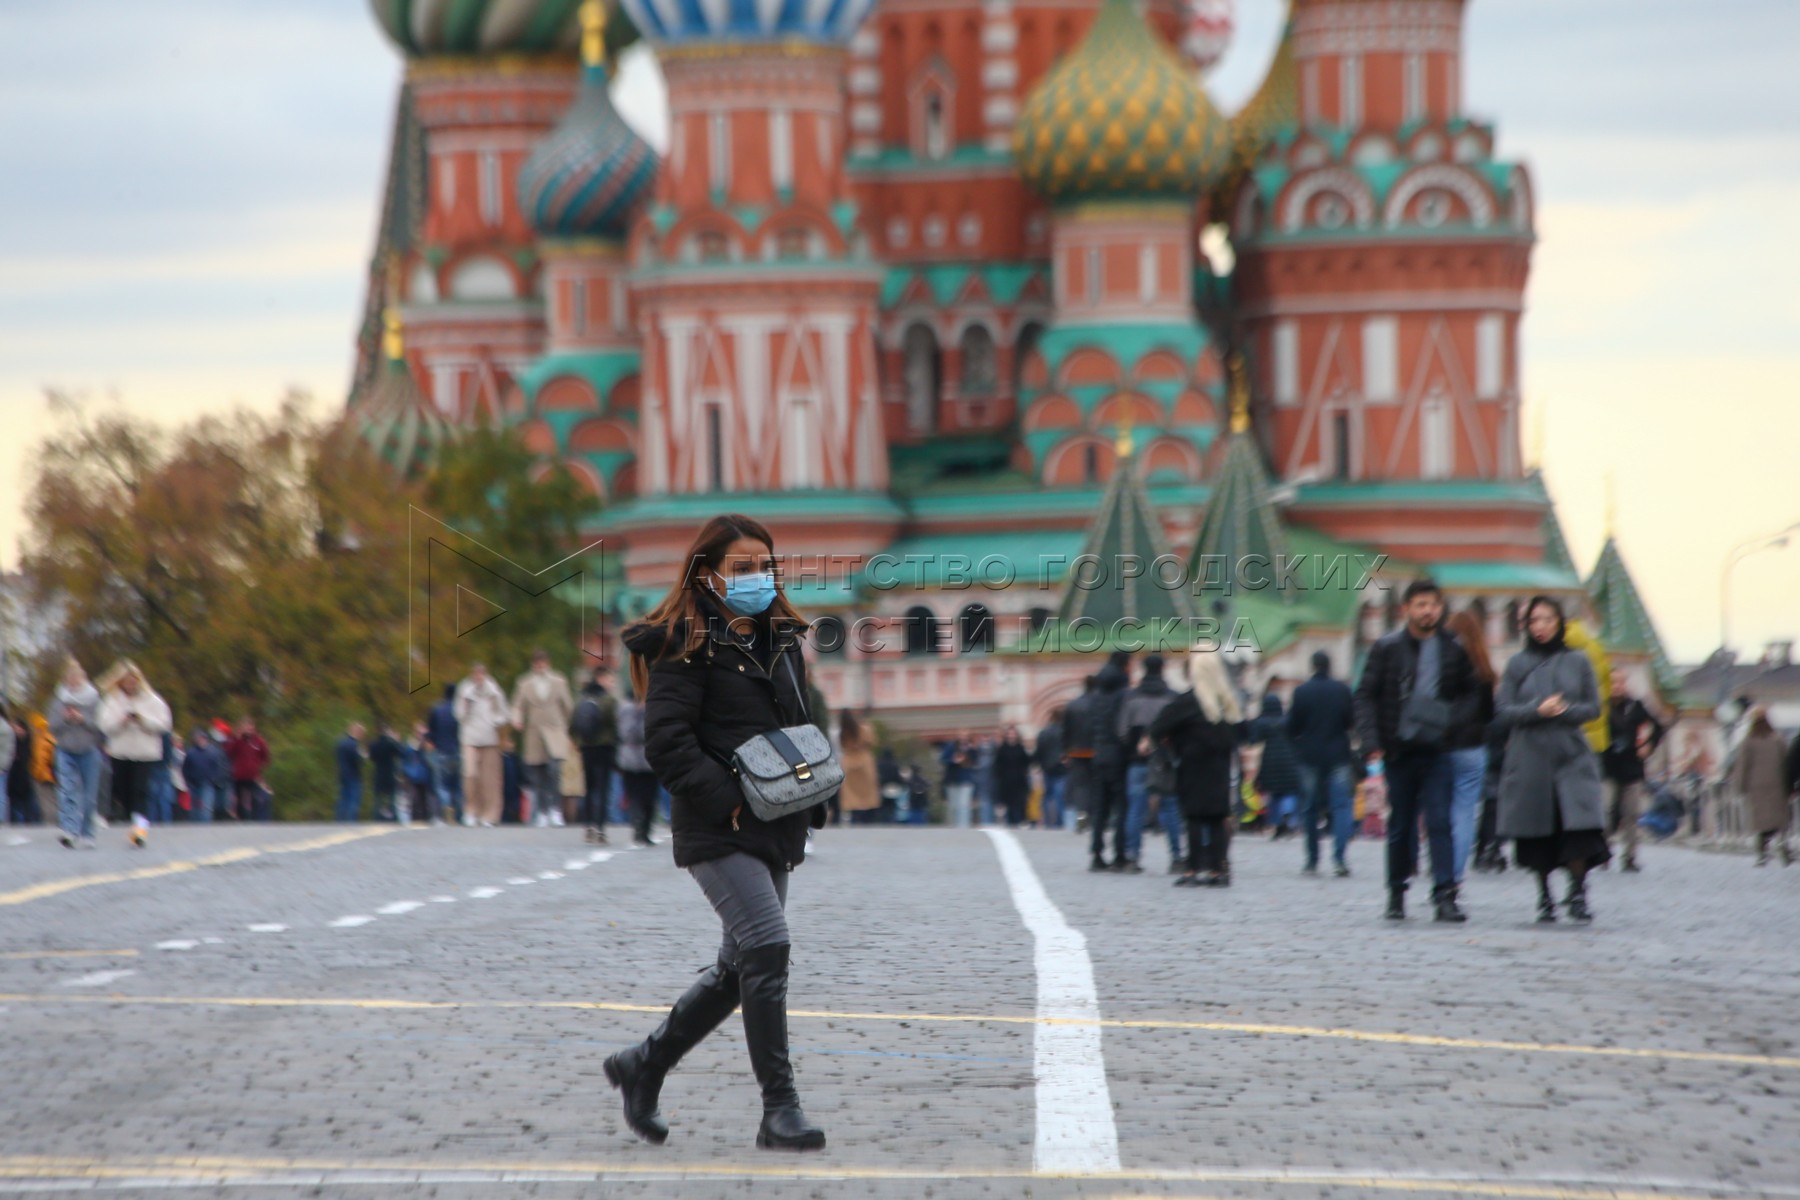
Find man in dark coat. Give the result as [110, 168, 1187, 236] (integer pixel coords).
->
[1353, 578, 1477, 922]
[1086, 653, 1132, 872]
[1034, 711, 1067, 829]
[1601, 680, 1664, 873]
[1059, 676, 1099, 833]
[1287, 650, 1356, 876]
[426, 682, 463, 825]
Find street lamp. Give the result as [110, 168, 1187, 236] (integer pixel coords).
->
[1720, 521, 1800, 655]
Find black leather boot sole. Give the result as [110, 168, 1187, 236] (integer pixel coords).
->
[604, 960, 740, 1145]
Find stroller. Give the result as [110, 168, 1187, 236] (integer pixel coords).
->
[1637, 781, 1685, 840]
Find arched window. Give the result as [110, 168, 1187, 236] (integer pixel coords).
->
[1083, 442, 1100, 484]
[959, 325, 998, 396]
[904, 605, 941, 656]
[924, 92, 949, 160]
[1013, 320, 1045, 397]
[902, 323, 941, 435]
[812, 615, 847, 656]
[1503, 599, 1522, 644]
[958, 603, 995, 653]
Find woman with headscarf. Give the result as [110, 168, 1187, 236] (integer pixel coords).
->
[1495, 596, 1609, 923]
[1151, 647, 1243, 888]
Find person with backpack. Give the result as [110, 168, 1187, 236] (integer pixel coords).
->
[1118, 654, 1183, 872]
[571, 665, 620, 844]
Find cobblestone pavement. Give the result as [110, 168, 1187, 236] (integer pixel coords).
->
[1, 822, 1796, 1199]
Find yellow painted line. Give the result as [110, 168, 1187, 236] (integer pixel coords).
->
[0, 827, 397, 907]
[0, 949, 139, 960]
[0, 991, 1794, 1074]
[0, 1156, 1774, 1199]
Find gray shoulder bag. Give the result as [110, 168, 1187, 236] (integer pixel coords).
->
[707, 647, 842, 824]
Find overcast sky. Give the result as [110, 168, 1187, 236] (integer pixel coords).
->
[2, 0, 1797, 665]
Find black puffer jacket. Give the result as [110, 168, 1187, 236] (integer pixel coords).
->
[1149, 691, 1238, 819]
[1089, 660, 1131, 765]
[623, 596, 828, 873]
[1246, 695, 1303, 798]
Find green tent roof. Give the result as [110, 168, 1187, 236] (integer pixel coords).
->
[1056, 449, 1196, 628]
[1187, 430, 1293, 605]
[1587, 536, 1681, 698]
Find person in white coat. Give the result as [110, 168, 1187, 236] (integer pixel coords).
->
[96, 663, 173, 848]
[455, 663, 510, 826]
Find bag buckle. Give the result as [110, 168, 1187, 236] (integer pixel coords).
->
[795, 762, 813, 782]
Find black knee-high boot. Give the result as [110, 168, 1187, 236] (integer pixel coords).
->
[604, 958, 742, 1144]
[1535, 871, 1557, 923]
[737, 943, 825, 1151]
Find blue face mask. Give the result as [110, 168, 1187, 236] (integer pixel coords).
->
[718, 571, 777, 616]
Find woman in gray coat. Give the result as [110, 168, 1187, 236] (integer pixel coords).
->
[1732, 709, 1792, 866]
[1495, 596, 1611, 923]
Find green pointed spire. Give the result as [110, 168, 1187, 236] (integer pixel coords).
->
[1056, 447, 1195, 638]
[1587, 536, 1679, 698]
[1186, 428, 1291, 605]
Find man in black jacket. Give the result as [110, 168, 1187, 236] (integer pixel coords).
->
[1060, 676, 1098, 835]
[1086, 653, 1132, 871]
[1287, 651, 1356, 877]
[1354, 579, 1476, 922]
[1118, 654, 1182, 872]
[1602, 680, 1664, 873]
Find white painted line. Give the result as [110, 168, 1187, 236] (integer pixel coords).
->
[983, 829, 1120, 1175]
[154, 940, 199, 951]
[247, 924, 287, 933]
[588, 851, 613, 863]
[467, 887, 503, 899]
[537, 870, 563, 880]
[505, 877, 537, 886]
[202, 937, 224, 945]
[428, 895, 456, 903]
[62, 969, 137, 988]
[562, 860, 589, 871]
[329, 916, 375, 928]
[376, 901, 424, 915]
[6, 835, 29, 846]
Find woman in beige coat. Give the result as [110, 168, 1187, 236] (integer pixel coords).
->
[837, 710, 880, 825]
[1732, 709, 1793, 866]
[512, 650, 574, 826]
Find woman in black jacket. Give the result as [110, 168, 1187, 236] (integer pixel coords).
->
[1152, 648, 1244, 888]
[993, 724, 1033, 827]
[606, 514, 829, 1152]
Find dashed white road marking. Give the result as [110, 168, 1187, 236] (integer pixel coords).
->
[62, 969, 137, 988]
[247, 924, 286, 933]
[505, 877, 536, 886]
[428, 895, 456, 903]
[329, 916, 375, 928]
[983, 829, 1120, 1175]
[467, 887, 503, 899]
[376, 901, 424, 916]
[155, 940, 199, 951]
[202, 937, 224, 945]
[536, 871, 563, 880]
[563, 860, 589, 871]
[588, 851, 612, 863]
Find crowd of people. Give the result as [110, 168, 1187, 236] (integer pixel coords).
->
[1, 658, 274, 848]
[913, 579, 1800, 922]
[0, 652, 676, 849]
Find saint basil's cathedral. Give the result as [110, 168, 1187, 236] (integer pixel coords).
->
[349, 0, 1680, 735]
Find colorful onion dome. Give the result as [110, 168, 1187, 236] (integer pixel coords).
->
[351, 312, 459, 480]
[617, 0, 877, 49]
[518, 27, 658, 240]
[1015, 0, 1232, 203]
[370, 0, 588, 56]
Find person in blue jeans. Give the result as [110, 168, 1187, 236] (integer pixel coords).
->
[1443, 610, 1498, 885]
[181, 728, 222, 822]
[335, 721, 367, 822]
[49, 660, 105, 849]
[1119, 654, 1182, 871]
[426, 683, 464, 825]
[1246, 694, 1303, 840]
[1286, 651, 1357, 876]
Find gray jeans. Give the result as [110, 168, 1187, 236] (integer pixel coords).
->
[689, 853, 790, 970]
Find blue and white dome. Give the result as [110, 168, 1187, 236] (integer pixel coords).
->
[519, 63, 659, 239]
[619, 0, 877, 48]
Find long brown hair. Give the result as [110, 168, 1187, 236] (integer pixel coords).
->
[625, 513, 806, 697]
[1445, 609, 1496, 686]
[839, 709, 866, 750]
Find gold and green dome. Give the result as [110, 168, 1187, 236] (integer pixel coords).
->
[1014, 0, 1231, 203]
